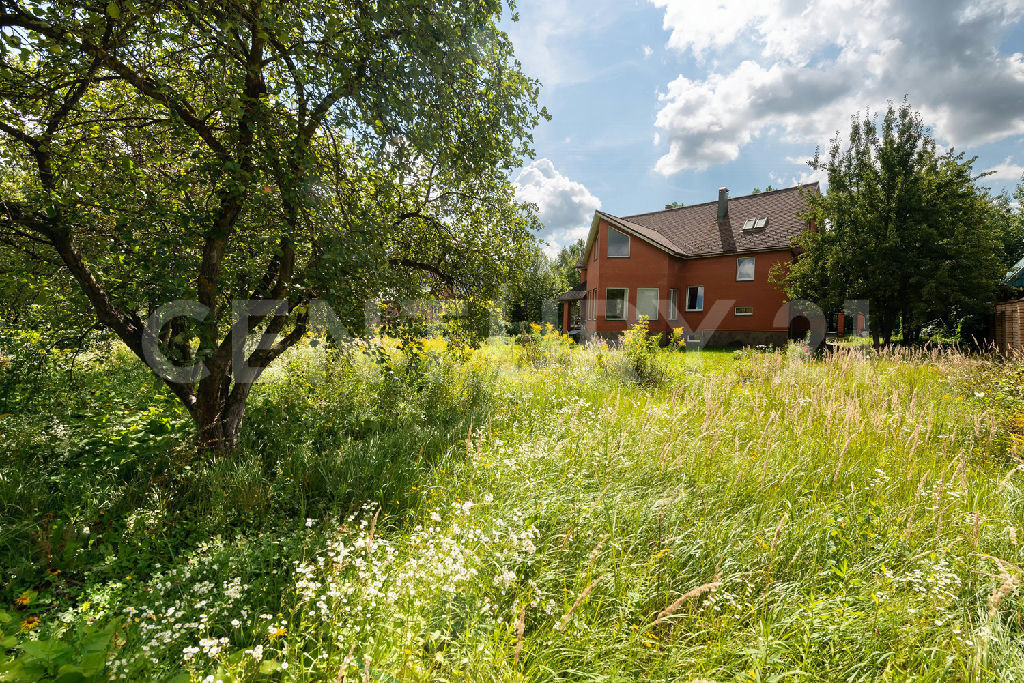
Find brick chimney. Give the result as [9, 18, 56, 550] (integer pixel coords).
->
[716, 187, 735, 252]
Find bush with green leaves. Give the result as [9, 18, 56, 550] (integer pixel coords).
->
[617, 316, 665, 386]
[513, 323, 573, 369]
[0, 329, 69, 413]
[0, 610, 120, 682]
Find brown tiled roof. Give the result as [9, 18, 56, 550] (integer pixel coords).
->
[555, 282, 587, 302]
[595, 212, 680, 255]
[613, 183, 818, 258]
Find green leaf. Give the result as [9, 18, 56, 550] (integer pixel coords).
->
[105, 2, 120, 19]
[259, 660, 283, 673]
[54, 664, 88, 683]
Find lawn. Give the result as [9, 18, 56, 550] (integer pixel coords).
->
[1, 329, 1023, 681]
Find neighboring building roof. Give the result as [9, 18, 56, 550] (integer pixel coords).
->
[578, 183, 818, 265]
[1007, 256, 1024, 288]
[555, 282, 587, 302]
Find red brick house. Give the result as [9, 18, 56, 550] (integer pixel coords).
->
[557, 183, 819, 346]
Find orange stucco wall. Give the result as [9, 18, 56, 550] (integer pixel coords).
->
[577, 218, 794, 340]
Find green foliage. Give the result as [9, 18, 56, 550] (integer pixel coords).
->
[506, 240, 584, 328]
[513, 322, 572, 367]
[782, 100, 1007, 345]
[618, 316, 664, 385]
[991, 189, 1024, 271]
[0, 329, 64, 413]
[551, 239, 586, 295]
[0, 0, 546, 448]
[0, 615, 120, 682]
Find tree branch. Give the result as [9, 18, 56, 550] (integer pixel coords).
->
[388, 258, 459, 287]
[3, 9, 233, 161]
[0, 117, 39, 148]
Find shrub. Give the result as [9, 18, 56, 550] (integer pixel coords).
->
[515, 323, 572, 368]
[618, 316, 664, 386]
[668, 326, 687, 350]
[0, 329, 69, 413]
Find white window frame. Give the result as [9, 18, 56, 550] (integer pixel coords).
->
[606, 227, 630, 258]
[637, 287, 659, 321]
[591, 289, 597, 319]
[735, 305, 754, 316]
[685, 285, 704, 312]
[605, 287, 628, 321]
[668, 289, 678, 321]
[593, 236, 598, 261]
[736, 257, 756, 281]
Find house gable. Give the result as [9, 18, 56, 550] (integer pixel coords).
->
[578, 212, 678, 267]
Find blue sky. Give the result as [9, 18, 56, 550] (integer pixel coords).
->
[502, 0, 1024, 253]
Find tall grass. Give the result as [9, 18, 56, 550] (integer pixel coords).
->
[2, 335, 1023, 680]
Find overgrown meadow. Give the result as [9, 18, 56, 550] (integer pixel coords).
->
[2, 327, 1024, 681]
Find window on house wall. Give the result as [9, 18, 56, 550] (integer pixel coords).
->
[606, 288, 627, 320]
[685, 286, 704, 312]
[607, 227, 630, 258]
[593, 236, 598, 261]
[591, 289, 597, 319]
[637, 288, 659, 321]
[668, 289, 678, 321]
[736, 257, 755, 281]
[735, 306, 753, 316]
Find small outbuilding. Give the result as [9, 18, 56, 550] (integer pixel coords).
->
[996, 298, 1024, 354]
[995, 258, 1024, 354]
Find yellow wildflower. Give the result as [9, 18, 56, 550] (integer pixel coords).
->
[20, 616, 40, 630]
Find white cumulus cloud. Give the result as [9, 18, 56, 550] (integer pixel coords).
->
[986, 157, 1024, 181]
[514, 159, 601, 253]
[650, 0, 1024, 173]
